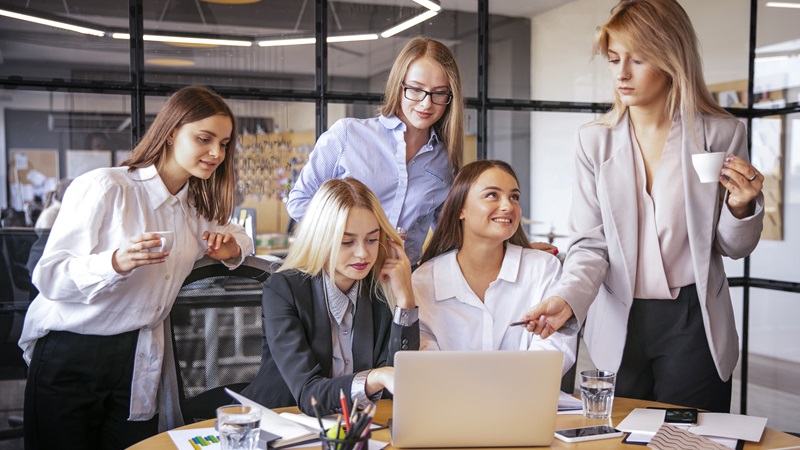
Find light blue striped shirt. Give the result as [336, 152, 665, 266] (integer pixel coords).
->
[287, 114, 453, 265]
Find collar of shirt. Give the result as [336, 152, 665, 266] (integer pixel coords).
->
[432, 244, 524, 303]
[323, 272, 360, 324]
[378, 114, 441, 149]
[133, 165, 191, 214]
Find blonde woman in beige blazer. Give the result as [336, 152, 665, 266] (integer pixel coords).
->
[520, 0, 764, 413]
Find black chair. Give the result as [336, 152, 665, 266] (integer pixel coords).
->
[170, 255, 279, 424]
[0, 227, 47, 441]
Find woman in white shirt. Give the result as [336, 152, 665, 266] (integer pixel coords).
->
[411, 160, 577, 376]
[20, 86, 253, 449]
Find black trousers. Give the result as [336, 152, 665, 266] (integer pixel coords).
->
[24, 330, 159, 450]
[616, 284, 732, 412]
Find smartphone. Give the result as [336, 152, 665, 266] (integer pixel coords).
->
[664, 408, 698, 425]
[554, 425, 623, 443]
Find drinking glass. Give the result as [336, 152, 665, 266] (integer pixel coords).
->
[217, 404, 261, 450]
[580, 369, 616, 419]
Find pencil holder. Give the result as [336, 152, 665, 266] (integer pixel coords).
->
[319, 430, 371, 450]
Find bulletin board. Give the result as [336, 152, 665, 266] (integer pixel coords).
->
[9, 149, 59, 182]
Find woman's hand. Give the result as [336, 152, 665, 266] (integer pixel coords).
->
[720, 154, 762, 219]
[517, 296, 574, 339]
[530, 241, 559, 256]
[112, 233, 169, 274]
[203, 231, 241, 261]
[379, 239, 415, 309]
[366, 366, 395, 396]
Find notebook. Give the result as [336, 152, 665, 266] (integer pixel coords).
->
[391, 350, 563, 448]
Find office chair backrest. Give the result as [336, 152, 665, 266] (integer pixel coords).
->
[171, 255, 279, 424]
[0, 228, 46, 380]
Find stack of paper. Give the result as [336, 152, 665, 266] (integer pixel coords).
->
[616, 408, 768, 448]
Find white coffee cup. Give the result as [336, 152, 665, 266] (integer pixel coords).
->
[691, 152, 726, 183]
[146, 231, 174, 253]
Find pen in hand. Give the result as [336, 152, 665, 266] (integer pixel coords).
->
[509, 315, 548, 328]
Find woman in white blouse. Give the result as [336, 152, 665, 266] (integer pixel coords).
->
[411, 160, 577, 376]
[20, 86, 252, 448]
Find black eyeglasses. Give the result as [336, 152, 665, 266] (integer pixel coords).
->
[401, 84, 453, 105]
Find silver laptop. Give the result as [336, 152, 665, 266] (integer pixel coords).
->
[392, 350, 563, 448]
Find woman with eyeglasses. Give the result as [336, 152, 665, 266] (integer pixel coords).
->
[286, 36, 462, 267]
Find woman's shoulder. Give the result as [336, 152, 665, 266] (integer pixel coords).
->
[69, 166, 132, 193]
[517, 245, 561, 268]
[700, 113, 743, 131]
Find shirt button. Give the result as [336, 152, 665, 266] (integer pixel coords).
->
[343, 330, 349, 336]
[165, 274, 171, 280]
[345, 359, 350, 365]
[138, 353, 145, 358]
[401, 345, 408, 350]
[157, 305, 163, 311]
[402, 339, 408, 345]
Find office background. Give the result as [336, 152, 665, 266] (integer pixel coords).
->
[1, 0, 798, 444]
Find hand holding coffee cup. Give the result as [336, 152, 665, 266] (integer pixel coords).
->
[111, 231, 173, 274]
[691, 151, 726, 183]
[145, 231, 174, 253]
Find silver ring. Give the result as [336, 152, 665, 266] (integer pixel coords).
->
[748, 172, 757, 182]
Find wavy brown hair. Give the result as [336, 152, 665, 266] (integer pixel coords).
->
[121, 86, 237, 225]
[420, 160, 530, 264]
[380, 36, 464, 174]
[594, 0, 731, 129]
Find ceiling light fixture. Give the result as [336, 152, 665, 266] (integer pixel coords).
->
[258, 34, 379, 47]
[0, 8, 105, 36]
[380, 10, 439, 38]
[766, 1, 800, 7]
[201, 0, 261, 4]
[412, 0, 442, 12]
[112, 33, 252, 47]
[258, 37, 316, 47]
[327, 34, 379, 43]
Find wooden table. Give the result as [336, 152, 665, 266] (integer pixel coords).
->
[130, 397, 800, 449]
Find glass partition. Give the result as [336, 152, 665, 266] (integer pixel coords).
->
[5, 90, 132, 215]
[0, 1, 130, 83]
[326, 1, 477, 98]
[141, 0, 315, 90]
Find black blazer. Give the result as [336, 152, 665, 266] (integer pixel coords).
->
[241, 269, 419, 416]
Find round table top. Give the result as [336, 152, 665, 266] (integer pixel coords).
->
[130, 396, 800, 449]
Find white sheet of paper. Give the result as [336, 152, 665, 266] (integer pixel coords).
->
[225, 388, 317, 447]
[689, 413, 768, 442]
[168, 428, 220, 450]
[615, 408, 666, 435]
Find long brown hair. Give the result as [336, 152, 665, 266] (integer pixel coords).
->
[122, 86, 237, 225]
[594, 0, 730, 128]
[420, 160, 530, 264]
[380, 36, 464, 174]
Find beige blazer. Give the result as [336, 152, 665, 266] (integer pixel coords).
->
[550, 112, 764, 381]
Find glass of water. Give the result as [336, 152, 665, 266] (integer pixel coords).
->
[217, 404, 261, 450]
[580, 369, 616, 419]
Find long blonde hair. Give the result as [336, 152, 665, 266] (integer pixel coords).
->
[380, 36, 464, 174]
[594, 0, 731, 128]
[122, 86, 237, 225]
[280, 178, 403, 310]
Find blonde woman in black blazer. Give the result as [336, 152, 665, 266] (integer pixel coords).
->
[521, 0, 764, 412]
[242, 178, 418, 416]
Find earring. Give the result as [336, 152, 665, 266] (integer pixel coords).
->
[167, 140, 173, 146]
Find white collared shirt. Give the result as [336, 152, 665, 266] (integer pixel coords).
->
[19, 165, 253, 420]
[412, 244, 578, 376]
